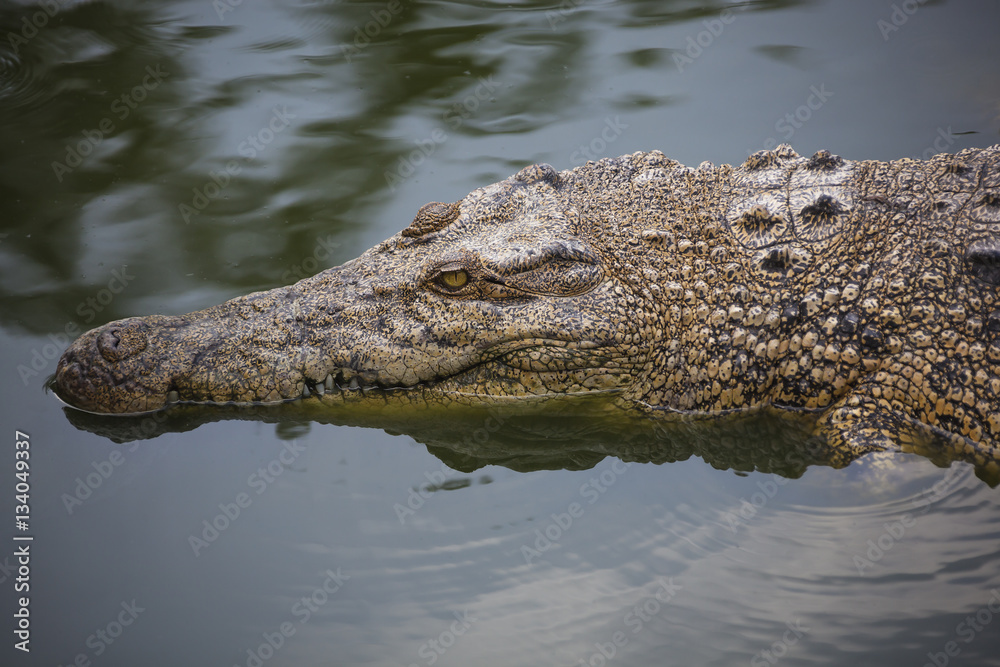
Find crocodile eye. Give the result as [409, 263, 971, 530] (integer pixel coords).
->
[438, 269, 469, 289]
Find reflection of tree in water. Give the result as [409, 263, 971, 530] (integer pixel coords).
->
[0, 0, 810, 337]
[0, 0, 578, 334]
[296, 1, 586, 196]
[0, 1, 188, 333]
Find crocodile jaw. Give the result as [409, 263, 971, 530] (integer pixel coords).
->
[53, 314, 633, 415]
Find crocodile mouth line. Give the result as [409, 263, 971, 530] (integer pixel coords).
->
[54, 337, 614, 416]
[168, 368, 439, 412]
[51, 367, 434, 417]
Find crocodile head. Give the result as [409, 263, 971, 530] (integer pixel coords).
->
[54, 163, 648, 414]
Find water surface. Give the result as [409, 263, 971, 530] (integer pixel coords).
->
[1, 1, 1000, 665]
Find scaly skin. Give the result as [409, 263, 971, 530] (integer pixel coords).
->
[54, 145, 1000, 469]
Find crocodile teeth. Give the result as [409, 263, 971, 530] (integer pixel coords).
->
[167, 390, 179, 403]
[312, 369, 392, 395]
[302, 383, 310, 397]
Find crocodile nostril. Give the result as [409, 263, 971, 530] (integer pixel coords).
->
[96, 321, 148, 362]
[97, 329, 121, 361]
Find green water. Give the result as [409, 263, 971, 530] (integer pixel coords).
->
[2, 0, 1000, 665]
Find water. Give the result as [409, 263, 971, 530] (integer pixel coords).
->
[1, 0, 1000, 665]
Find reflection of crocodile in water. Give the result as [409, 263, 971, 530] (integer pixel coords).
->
[54, 145, 1000, 474]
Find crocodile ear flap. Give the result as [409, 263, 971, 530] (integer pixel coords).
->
[402, 201, 461, 238]
[514, 163, 561, 188]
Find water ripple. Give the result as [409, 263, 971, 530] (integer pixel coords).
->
[0, 47, 46, 112]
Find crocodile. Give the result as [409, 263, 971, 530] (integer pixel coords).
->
[54, 144, 1000, 471]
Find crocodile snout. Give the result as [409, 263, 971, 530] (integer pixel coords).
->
[54, 317, 173, 414]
